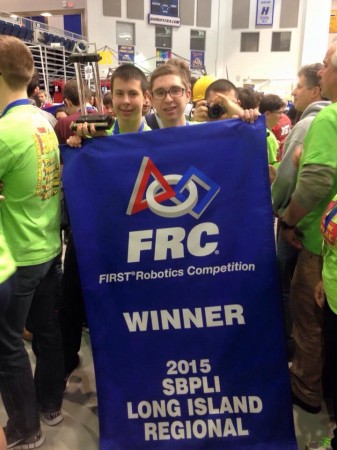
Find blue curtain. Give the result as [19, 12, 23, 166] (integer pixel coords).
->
[64, 14, 82, 36]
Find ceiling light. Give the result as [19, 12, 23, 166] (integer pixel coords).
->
[41, 12, 52, 17]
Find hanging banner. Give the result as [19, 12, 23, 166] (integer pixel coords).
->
[256, 0, 275, 26]
[98, 50, 113, 65]
[190, 51, 205, 70]
[149, 0, 181, 26]
[118, 45, 135, 64]
[151, 0, 179, 17]
[156, 48, 172, 66]
[330, 10, 337, 33]
[61, 117, 297, 450]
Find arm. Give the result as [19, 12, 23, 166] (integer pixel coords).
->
[214, 93, 260, 123]
[280, 164, 335, 248]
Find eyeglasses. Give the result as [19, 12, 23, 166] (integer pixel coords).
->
[152, 86, 185, 100]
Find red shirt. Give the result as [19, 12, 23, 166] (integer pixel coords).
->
[272, 113, 292, 161]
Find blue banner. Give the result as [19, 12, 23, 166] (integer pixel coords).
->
[61, 117, 297, 450]
[151, 0, 179, 17]
[118, 45, 135, 64]
[256, 0, 275, 26]
[190, 51, 205, 70]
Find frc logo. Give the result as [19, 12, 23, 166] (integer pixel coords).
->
[126, 157, 220, 219]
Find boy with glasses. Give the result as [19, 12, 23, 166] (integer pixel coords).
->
[148, 59, 192, 128]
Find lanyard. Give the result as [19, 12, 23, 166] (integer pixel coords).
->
[1, 99, 31, 118]
[113, 119, 145, 134]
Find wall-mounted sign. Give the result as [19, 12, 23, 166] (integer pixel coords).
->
[151, 0, 179, 17]
[156, 48, 171, 66]
[149, 0, 181, 27]
[190, 51, 205, 70]
[256, 0, 275, 26]
[330, 10, 337, 33]
[118, 45, 135, 64]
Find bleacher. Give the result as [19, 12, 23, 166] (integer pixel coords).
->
[0, 18, 34, 42]
[0, 17, 78, 51]
[0, 12, 85, 52]
[0, 11, 88, 92]
[41, 31, 75, 51]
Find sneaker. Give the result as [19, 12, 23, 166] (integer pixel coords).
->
[5, 428, 45, 449]
[40, 409, 63, 426]
[306, 437, 332, 449]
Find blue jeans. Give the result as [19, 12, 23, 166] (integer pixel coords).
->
[0, 257, 64, 437]
[59, 232, 86, 378]
[0, 273, 15, 315]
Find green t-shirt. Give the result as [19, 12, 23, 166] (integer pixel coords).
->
[296, 102, 337, 255]
[266, 129, 278, 166]
[321, 195, 337, 314]
[0, 103, 61, 266]
[0, 233, 16, 284]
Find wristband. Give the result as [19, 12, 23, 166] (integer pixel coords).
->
[279, 217, 295, 230]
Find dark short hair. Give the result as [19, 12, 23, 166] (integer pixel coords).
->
[62, 79, 91, 106]
[237, 87, 259, 109]
[259, 94, 286, 114]
[205, 79, 238, 101]
[110, 64, 148, 93]
[103, 91, 112, 107]
[27, 69, 40, 97]
[54, 106, 67, 117]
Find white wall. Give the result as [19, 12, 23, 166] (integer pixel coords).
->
[1, 0, 334, 96]
[85, 0, 332, 97]
[300, 0, 331, 66]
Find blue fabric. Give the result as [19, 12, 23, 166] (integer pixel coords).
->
[62, 116, 297, 450]
[63, 14, 82, 35]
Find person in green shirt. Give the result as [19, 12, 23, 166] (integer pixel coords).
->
[0, 36, 64, 448]
[280, 42, 337, 415]
[258, 93, 286, 172]
[315, 194, 337, 450]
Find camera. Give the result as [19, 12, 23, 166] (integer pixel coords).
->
[207, 103, 227, 119]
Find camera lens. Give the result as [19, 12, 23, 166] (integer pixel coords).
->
[207, 103, 226, 119]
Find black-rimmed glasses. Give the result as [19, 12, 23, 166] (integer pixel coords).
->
[152, 86, 185, 100]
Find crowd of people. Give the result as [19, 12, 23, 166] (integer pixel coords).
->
[0, 33, 337, 449]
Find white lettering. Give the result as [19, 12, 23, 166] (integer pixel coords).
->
[127, 223, 219, 263]
[123, 305, 245, 332]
